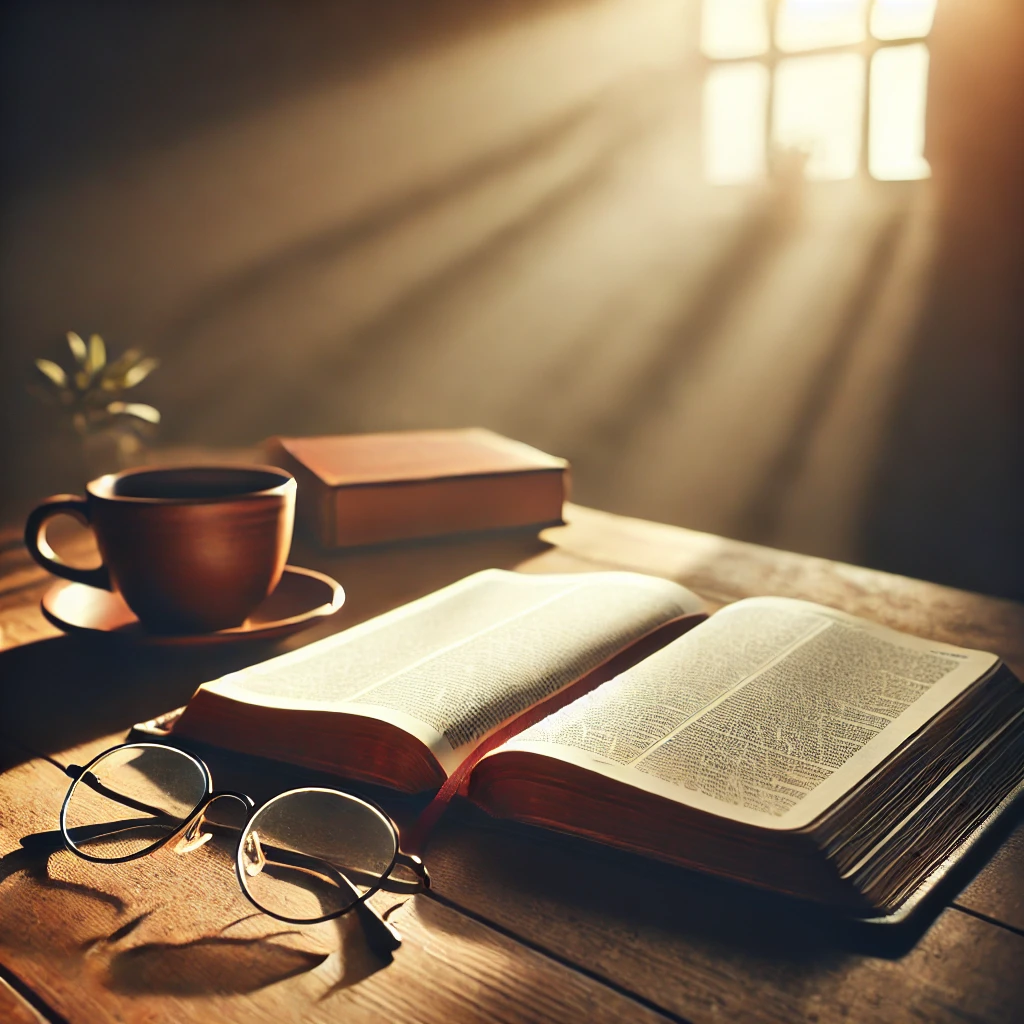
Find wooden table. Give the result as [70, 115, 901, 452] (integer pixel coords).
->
[2, 504, 1023, 1023]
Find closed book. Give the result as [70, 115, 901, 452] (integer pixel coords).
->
[265, 428, 569, 548]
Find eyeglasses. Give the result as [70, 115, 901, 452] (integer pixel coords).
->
[57, 742, 429, 954]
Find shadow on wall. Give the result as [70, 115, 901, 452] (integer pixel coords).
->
[860, 0, 1024, 598]
[1, 0, 1022, 599]
[0, 0, 698, 503]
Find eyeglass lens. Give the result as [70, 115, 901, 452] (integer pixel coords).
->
[63, 745, 208, 860]
[239, 788, 398, 922]
[62, 745, 400, 923]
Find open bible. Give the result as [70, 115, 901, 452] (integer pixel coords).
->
[154, 570, 1024, 915]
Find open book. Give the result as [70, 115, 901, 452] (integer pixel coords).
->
[155, 570, 1024, 915]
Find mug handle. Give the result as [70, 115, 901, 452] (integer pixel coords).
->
[24, 495, 112, 590]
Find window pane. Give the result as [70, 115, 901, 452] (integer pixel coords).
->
[701, 0, 770, 59]
[773, 53, 865, 180]
[775, 0, 868, 52]
[870, 0, 936, 40]
[704, 63, 769, 183]
[870, 43, 931, 179]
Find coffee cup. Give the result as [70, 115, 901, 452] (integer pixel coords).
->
[24, 465, 296, 634]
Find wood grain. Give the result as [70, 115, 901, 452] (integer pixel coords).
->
[425, 814, 1024, 1024]
[3, 502, 1024, 1022]
[955, 820, 1024, 934]
[0, 741, 671, 1024]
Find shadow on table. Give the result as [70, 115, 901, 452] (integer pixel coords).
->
[0, 828, 390, 997]
[0, 634, 286, 769]
[104, 931, 329, 995]
[425, 802, 1024, 964]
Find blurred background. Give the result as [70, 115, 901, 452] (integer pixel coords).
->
[1, 0, 1021, 597]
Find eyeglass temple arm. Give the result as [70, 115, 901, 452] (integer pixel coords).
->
[62, 763, 431, 887]
[57, 760, 419, 955]
[248, 840, 428, 895]
[248, 843, 405, 953]
[62, 810, 427, 895]
[244, 839, 411, 950]
[58, 815, 403, 956]
[59, 815, 402, 955]
[65, 765, 181, 820]
[35, 817, 170, 853]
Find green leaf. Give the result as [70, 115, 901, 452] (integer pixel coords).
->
[66, 332, 88, 365]
[85, 334, 107, 375]
[121, 357, 159, 389]
[101, 347, 143, 386]
[35, 358, 68, 388]
[107, 401, 160, 424]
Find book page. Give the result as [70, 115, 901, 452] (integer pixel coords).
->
[202, 570, 702, 773]
[494, 597, 999, 830]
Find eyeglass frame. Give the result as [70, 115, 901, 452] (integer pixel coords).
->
[58, 741, 429, 937]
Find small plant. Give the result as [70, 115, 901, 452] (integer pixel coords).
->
[32, 331, 161, 437]
[32, 332, 161, 474]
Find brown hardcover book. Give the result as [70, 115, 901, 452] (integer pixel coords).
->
[265, 429, 569, 548]
[143, 570, 1024, 917]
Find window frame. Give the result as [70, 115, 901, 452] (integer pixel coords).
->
[701, 0, 934, 182]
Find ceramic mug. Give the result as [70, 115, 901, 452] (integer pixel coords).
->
[24, 465, 296, 634]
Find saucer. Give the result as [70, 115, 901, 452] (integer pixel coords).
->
[41, 565, 345, 645]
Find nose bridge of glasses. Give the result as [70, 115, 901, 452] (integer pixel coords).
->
[172, 790, 254, 856]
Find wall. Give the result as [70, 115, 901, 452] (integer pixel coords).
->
[2, 0, 1021, 597]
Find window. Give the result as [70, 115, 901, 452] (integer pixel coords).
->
[701, 0, 935, 183]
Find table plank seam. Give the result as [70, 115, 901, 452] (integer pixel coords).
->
[951, 902, 1024, 940]
[4, 503, 1023, 1022]
[0, 961, 67, 1024]
[422, 890, 692, 1024]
